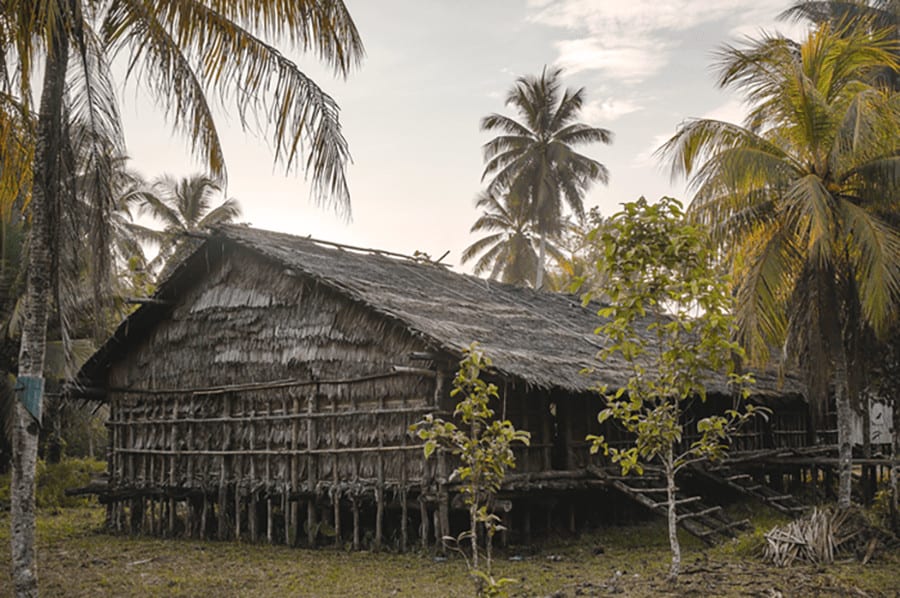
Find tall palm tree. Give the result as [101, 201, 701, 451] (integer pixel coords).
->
[782, 1, 900, 89]
[659, 23, 900, 509]
[462, 189, 553, 286]
[480, 67, 612, 289]
[138, 173, 242, 277]
[1, 3, 362, 595]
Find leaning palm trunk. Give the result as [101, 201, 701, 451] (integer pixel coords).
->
[10, 28, 68, 598]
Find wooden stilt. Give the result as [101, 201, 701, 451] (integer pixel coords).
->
[351, 496, 360, 551]
[419, 496, 430, 551]
[235, 489, 242, 541]
[400, 489, 408, 553]
[333, 492, 342, 548]
[201, 493, 208, 540]
[375, 485, 384, 551]
[283, 491, 290, 546]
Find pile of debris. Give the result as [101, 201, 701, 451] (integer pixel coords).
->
[763, 507, 894, 567]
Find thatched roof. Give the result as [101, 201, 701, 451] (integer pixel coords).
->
[78, 225, 801, 398]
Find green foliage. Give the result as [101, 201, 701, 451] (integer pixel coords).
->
[411, 344, 530, 597]
[586, 197, 764, 579]
[587, 197, 758, 473]
[0, 458, 106, 510]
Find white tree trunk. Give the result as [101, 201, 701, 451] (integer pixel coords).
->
[665, 451, 680, 581]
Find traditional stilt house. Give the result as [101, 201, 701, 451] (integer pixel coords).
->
[72, 225, 813, 548]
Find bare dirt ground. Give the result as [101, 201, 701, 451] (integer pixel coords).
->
[1, 505, 898, 597]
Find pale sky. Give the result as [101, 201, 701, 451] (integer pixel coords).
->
[120, 0, 808, 271]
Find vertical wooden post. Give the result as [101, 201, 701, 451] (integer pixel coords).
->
[266, 397, 274, 544]
[185, 396, 195, 538]
[169, 397, 179, 537]
[434, 370, 450, 553]
[351, 497, 360, 551]
[218, 393, 232, 540]
[282, 397, 291, 547]
[249, 397, 258, 542]
[375, 382, 385, 551]
[306, 388, 318, 547]
[542, 394, 553, 471]
[400, 385, 409, 553]
[437, 450, 450, 553]
[234, 396, 243, 541]
[331, 392, 341, 547]
[290, 394, 300, 546]
[419, 496, 430, 551]
[350, 385, 360, 550]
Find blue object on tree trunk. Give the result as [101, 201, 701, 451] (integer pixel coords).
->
[15, 375, 44, 424]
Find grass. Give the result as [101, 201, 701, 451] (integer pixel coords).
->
[0, 503, 898, 597]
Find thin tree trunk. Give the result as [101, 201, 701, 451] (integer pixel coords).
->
[10, 22, 69, 598]
[535, 235, 546, 290]
[665, 450, 680, 581]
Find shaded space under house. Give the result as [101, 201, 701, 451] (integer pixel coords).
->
[68, 224, 845, 549]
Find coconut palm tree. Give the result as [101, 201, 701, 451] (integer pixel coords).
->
[782, 1, 900, 89]
[138, 174, 242, 277]
[462, 189, 551, 286]
[2, 2, 362, 595]
[659, 23, 900, 510]
[480, 67, 612, 289]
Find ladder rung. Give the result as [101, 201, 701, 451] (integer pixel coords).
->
[651, 496, 702, 509]
[695, 518, 751, 537]
[678, 506, 721, 521]
[763, 494, 794, 502]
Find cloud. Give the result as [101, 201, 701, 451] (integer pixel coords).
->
[526, 0, 792, 84]
[554, 38, 663, 82]
[581, 97, 643, 123]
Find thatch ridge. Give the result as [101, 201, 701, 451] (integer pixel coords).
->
[78, 224, 801, 398]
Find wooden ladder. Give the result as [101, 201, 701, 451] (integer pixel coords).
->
[691, 464, 807, 516]
[587, 465, 750, 545]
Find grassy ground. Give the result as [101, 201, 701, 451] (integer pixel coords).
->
[0, 503, 898, 597]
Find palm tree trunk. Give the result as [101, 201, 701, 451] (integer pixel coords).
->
[535, 235, 546, 289]
[10, 26, 69, 598]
